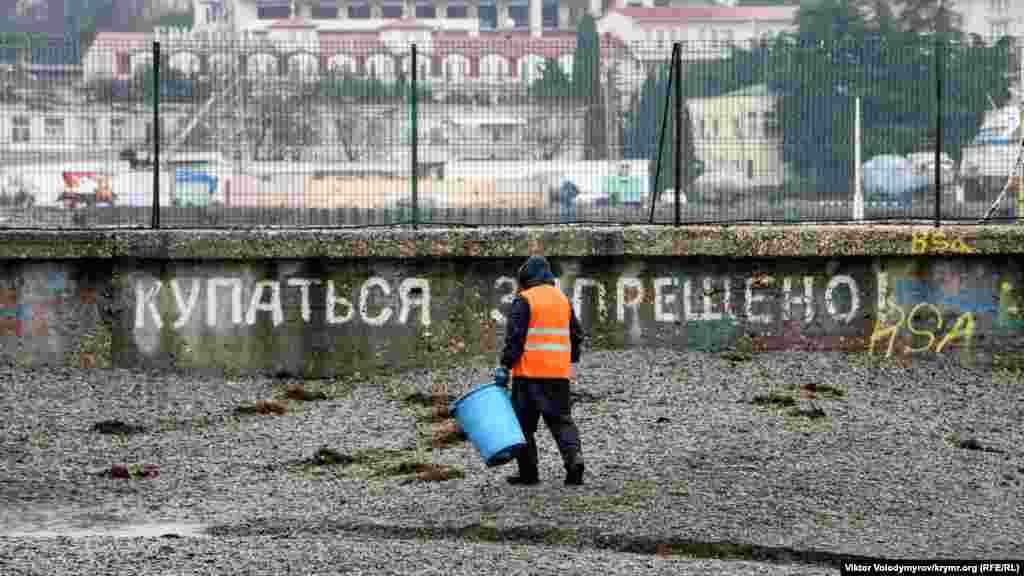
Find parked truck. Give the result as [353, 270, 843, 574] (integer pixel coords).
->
[959, 105, 1023, 202]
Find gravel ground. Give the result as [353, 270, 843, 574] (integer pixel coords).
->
[1, 349, 1023, 575]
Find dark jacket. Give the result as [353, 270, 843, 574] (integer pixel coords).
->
[500, 287, 584, 371]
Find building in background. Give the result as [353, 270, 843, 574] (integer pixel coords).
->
[82, 0, 795, 85]
[686, 83, 783, 187]
[942, 0, 1023, 41]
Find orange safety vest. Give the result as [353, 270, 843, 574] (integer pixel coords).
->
[511, 284, 572, 379]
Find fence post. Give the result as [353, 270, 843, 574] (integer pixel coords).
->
[854, 96, 863, 221]
[648, 52, 676, 225]
[673, 43, 682, 226]
[152, 41, 161, 229]
[935, 39, 942, 227]
[411, 43, 418, 229]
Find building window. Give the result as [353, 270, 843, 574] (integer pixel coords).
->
[110, 118, 126, 142]
[747, 159, 754, 179]
[257, 4, 290, 19]
[415, 1, 436, 18]
[733, 116, 743, 140]
[508, 1, 529, 29]
[712, 118, 720, 138]
[12, 116, 30, 143]
[479, 1, 497, 30]
[748, 111, 759, 139]
[115, 52, 130, 75]
[348, 2, 371, 18]
[447, 1, 468, 18]
[542, 0, 558, 30]
[44, 118, 64, 141]
[312, 2, 338, 18]
[381, 1, 403, 18]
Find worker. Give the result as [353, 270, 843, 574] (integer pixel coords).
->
[494, 255, 585, 486]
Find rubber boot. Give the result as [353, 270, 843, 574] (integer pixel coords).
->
[506, 473, 540, 486]
[564, 463, 584, 486]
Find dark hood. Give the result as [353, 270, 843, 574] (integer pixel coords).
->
[517, 255, 555, 289]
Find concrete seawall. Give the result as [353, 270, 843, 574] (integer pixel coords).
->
[2, 225, 1023, 376]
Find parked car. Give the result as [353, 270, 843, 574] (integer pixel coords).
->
[693, 169, 748, 190]
[861, 154, 929, 205]
[906, 151, 957, 189]
[691, 168, 750, 203]
[959, 105, 1022, 201]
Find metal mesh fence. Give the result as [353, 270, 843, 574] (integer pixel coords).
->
[0, 37, 1020, 228]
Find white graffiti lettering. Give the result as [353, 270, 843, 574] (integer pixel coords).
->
[359, 277, 392, 327]
[745, 276, 773, 324]
[131, 272, 867, 332]
[287, 278, 319, 322]
[490, 276, 517, 324]
[246, 280, 283, 327]
[783, 276, 815, 324]
[825, 275, 860, 324]
[398, 278, 430, 326]
[326, 279, 354, 325]
[135, 281, 162, 329]
[654, 277, 677, 323]
[617, 276, 644, 323]
[573, 278, 607, 324]
[686, 276, 729, 321]
[171, 278, 200, 329]
[133, 276, 430, 329]
[207, 277, 243, 328]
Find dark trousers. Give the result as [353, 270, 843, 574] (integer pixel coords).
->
[510, 377, 583, 477]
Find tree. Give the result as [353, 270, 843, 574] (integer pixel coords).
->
[624, 66, 699, 200]
[529, 57, 573, 100]
[65, 0, 115, 52]
[573, 13, 607, 159]
[894, 0, 963, 39]
[772, 0, 1010, 193]
[157, 11, 194, 30]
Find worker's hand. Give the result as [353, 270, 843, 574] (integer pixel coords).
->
[568, 365, 577, 381]
[494, 367, 510, 388]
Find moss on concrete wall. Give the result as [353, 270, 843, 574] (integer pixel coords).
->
[4, 226, 1024, 376]
[6, 225, 1024, 261]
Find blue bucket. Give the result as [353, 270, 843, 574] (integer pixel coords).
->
[450, 383, 526, 467]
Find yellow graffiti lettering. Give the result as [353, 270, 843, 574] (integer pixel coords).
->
[870, 306, 974, 358]
[949, 239, 974, 254]
[935, 313, 975, 353]
[910, 230, 975, 254]
[930, 230, 949, 251]
[869, 306, 905, 358]
[911, 231, 930, 255]
[905, 303, 942, 354]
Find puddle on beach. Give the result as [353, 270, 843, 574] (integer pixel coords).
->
[2, 521, 209, 539]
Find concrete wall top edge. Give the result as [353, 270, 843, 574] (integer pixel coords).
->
[0, 225, 1021, 260]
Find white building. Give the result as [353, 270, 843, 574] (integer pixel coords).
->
[81, 0, 796, 85]
[947, 0, 1024, 41]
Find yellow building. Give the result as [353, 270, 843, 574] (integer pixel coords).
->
[687, 83, 783, 188]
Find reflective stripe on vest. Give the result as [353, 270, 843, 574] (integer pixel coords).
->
[512, 284, 572, 379]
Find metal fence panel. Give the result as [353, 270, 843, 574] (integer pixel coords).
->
[0, 37, 1020, 228]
